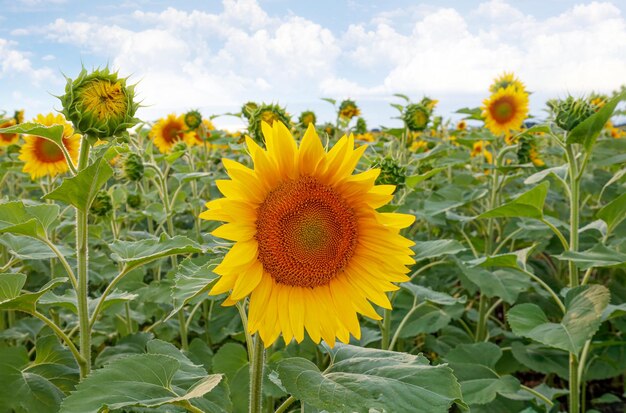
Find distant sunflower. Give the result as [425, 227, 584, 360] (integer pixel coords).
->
[471, 140, 493, 165]
[187, 119, 216, 147]
[19, 113, 80, 179]
[200, 122, 416, 347]
[482, 86, 529, 136]
[338, 99, 360, 120]
[490, 72, 526, 94]
[149, 114, 192, 153]
[456, 120, 467, 131]
[0, 119, 19, 146]
[298, 111, 316, 127]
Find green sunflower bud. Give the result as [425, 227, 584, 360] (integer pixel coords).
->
[298, 110, 316, 127]
[122, 152, 144, 182]
[127, 192, 142, 209]
[339, 99, 360, 120]
[59, 67, 139, 140]
[321, 122, 336, 138]
[372, 157, 406, 188]
[403, 103, 430, 132]
[90, 190, 113, 217]
[184, 110, 202, 130]
[248, 103, 291, 143]
[241, 101, 258, 120]
[355, 117, 367, 134]
[550, 96, 596, 132]
[171, 140, 188, 153]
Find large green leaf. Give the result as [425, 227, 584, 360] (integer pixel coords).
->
[412, 239, 466, 261]
[462, 267, 531, 304]
[0, 201, 59, 239]
[555, 244, 626, 270]
[0, 346, 65, 413]
[446, 342, 520, 405]
[109, 234, 202, 268]
[168, 256, 219, 319]
[44, 157, 113, 212]
[400, 283, 466, 306]
[274, 344, 465, 413]
[0, 276, 67, 312]
[39, 289, 137, 314]
[524, 164, 568, 185]
[0, 234, 72, 260]
[510, 342, 569, 379]
[0, 273, 26, 301]
[406, 167, 446, 188]
[477, 182, 549, 220]
[59, 354, 223, 413]
[469, 246, 534, 271]
[566, 92, 626, 151]
[507, 284, 610, 354]
[0, 122, 65, 148]
[26, 335, 80, 393]
[597, 192, 626, 236]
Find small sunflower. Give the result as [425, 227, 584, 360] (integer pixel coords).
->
[338, 99, 360, 120]
[149, 114, 192, 153]
[298, 111, 316, 127]
[456, 120, 467, 131]
[410, 140, 429, 153]
[489, 72, 526, 94]
[482, 85, 529, 136]
[471, 140, 493, 165]
[355, 132, 375, 143]
[187, 119, 216, 147]
[18, 113, 80, 179]
[0, 118, 19, 146]
[200, 121, 416, 347]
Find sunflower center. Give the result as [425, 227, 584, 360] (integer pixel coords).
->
[256, 176, 358, 288]
[490, 97, 516, 123]
[162, 122, 184, 144]
[34, 137, 65, 163]
[0, 133, 16, 143]
[79, 80, 127, 121]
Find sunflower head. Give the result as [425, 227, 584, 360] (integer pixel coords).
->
[149, 114, 192, 153]
[90, 190, 113, 217]
[184, 110, 203, 130]
[410, 139, 429, 153]
[517, 137, 545, 167]
[248, 103, 291, 143]
[59, 67, 139, 141]
[490, 72, 526, 94]
[14, 110, 24, 124]
[338, 99, 360, 120]
[200, 122, 415, 347]
[240, 101, 258, 120]
[482, 85, 529, 136]
[354, 117, 368, 135]
[421, 97, 438, 111]
[121, 152, 144, 181]
[550, 96, 596, 132]
[321, 122, 336, 138]
[18, 113, 81, 179]
[298, 110, 316, 127]
[471, 140, 493, 164]
[0, 118, 19, 147]
[456, 120, 467, 131]
[372, 157, 406, 188]
[403, 103, 430, 132]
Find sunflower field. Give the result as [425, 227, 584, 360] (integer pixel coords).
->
[0, 68, 625, 413]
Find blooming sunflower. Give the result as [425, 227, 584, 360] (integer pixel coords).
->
[482, 85, 529, 136]
[19, 113, 80, 179]
[489, 72, 526, 94]
[471, 140, 493, 164]
[0, 118, 19, 146]
[200, 121, 416, 347]
[456, 120, 467, 131]
[149, 114, 192, 153]
[338, 99, 360, 120]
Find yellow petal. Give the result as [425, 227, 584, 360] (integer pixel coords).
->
[230, 260, 264, 301]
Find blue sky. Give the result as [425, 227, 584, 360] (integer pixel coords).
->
[1, 0, 626, 129]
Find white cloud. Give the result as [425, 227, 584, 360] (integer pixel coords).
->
[0, 38, 55, 84]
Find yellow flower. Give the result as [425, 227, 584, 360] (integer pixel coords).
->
[149, 114, 192, 153]
[490, 72, 526, 94]
[187, 119, 216, 147]
[482, 86, 529, 136]
[410, 140, 429, 153]
[18, 113, 80, 179]
[355, 132, 375, 142]
[471, 141, 493, 164]
[0, 119, 19, 146]
[456, 120, 467, 131]
[200, 122, 416, 347]
[530, 146, 545, 167]
[339, 99, 360, 120]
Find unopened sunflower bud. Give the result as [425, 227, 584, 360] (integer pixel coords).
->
[184, 110, 202, 130]
[126, 192, 142, 209]
[298, 110, 316, 127]
[551, 96, 596, 132]
[241, 102, 258, 120]
[60, 67, 139, 140]
[372, 157, 406, 188]
[403, 103, 430, 132]
[355, 117, 368, 134]
[122, 152, 144, 181]
[338, 99, 360, 120]
[90, 190, 113, 217]
[171, 140, 188, 153]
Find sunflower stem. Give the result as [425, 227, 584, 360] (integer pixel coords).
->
[249, 334, 265, 413]
[381, 307, 392, 350]
[274, 396, 296, 413]
[76, 135, 91, 378]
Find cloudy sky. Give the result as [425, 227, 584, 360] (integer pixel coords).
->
[1, 0, 625, 129]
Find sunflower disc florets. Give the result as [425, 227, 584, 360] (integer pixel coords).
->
[59, 67, 139, 140]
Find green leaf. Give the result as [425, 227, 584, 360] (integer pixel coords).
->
[0, 275, 66, 312]
[274, 344, 465, 413]
[39, 289, 137, 314]
[59, 354, 223, 413]
[567, 92, 626, 151]
[412, 239, 466, 261]
[510, 342, 569, 379]
[524, 164, 568, 185]
[597, 192, 626, 236]
[400, 283, 466, 306]
[0, 201, 59, 239]
[43, 157, 114, 212]
[320, 97, 336, 106]
[446, 342, 520, 405]
[555, 244, 626, 270]
[462, 267, 531, 304]
[26, 335, 79, 393]
[0, 347, 64, 413]
[0, 234, 71, 260]
[469, 246, 535, 271]
[477, 182, 549, 220]
[406, 167, 446, 188]
[168, 256, 219, 320]
[109, 234, 202, 268]
[0, 122, 65, 148]
[507, 284, 610, 354]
